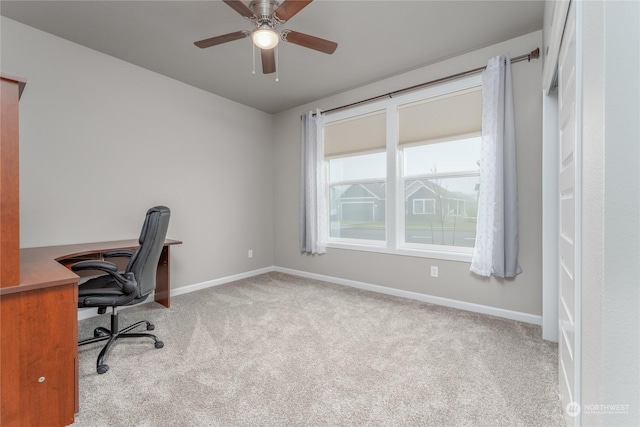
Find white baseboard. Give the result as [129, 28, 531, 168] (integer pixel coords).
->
[273, 266, 542, 326]
[78, 307, 101, 321]
[79, 265, 541, 326]
[170, 266, 274, 297]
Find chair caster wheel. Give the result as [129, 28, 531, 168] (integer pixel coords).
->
[155, 341, 164, 349]
[97, 364, 109, 374]
[147, 323, 155, 331]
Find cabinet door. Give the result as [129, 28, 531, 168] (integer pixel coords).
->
[1, 283, 77, 426]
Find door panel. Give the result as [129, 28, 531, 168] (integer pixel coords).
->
[557, 2, 580, 426]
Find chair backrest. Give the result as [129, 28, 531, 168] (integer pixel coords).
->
[125, 206, 171, 299]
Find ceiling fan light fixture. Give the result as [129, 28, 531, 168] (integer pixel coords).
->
[252, 27, 280, 50]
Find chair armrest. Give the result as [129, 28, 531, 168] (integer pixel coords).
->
[71, 260, 137, 294]
[71, 260, 118, 273]
[103, 249, 135, 258]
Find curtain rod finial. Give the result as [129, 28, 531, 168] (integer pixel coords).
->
[528, 48, 540, 62]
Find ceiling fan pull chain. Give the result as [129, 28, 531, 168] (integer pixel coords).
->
[275, 46, 279, 82]
[252, 42, 256, 75]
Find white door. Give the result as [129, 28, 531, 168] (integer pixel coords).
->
[557, 2, 581, 426]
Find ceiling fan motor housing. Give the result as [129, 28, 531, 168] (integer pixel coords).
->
[249, 0, 281, 25]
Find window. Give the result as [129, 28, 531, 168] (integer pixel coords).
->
[323, 75, 482, 261]
[413, 198, 436, 215]
[325, 111, 386, 243]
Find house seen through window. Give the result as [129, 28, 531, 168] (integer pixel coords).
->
[402, 137, 480, 248]
[324, 75, 482, 260]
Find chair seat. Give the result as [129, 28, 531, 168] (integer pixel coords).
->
[78, 275, 136, 308]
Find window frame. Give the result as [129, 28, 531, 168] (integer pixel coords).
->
[324, 75, 482, 262]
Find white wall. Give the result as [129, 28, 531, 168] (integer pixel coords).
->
[273, 31, 545, 317]
[1, 17, 275, 289]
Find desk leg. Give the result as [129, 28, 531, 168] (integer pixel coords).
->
[155, 245, 170, 308]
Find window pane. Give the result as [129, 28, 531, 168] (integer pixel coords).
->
[403, 137, 480, 176]
[329, 152, 386, 182]
[404, 177, 479, 247]
[330, 182, 385, 241]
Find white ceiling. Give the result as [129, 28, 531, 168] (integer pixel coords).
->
[0, 0, 544, 114]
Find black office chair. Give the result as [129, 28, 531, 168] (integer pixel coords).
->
[73, 206, 171, 374]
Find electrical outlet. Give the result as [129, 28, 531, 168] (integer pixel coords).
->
[248, 249, 253, 258]
[430, 266, 438, 278]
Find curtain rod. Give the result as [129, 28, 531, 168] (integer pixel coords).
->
[317, 47, 540, 116]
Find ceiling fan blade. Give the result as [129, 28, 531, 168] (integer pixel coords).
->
[283, 30, 337, 54]
[194, 31, 249, 48]
[273, 0, 313, 22]
[223, 0, 255, 18]
[261, 48, 276, 74]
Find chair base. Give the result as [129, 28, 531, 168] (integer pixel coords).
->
[79, 307, 163, 374]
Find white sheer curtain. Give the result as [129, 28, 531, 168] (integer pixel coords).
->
[470, 54, 522, 278]
[300, 109, 327, 254]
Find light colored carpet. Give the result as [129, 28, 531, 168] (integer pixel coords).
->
[72, 272, 564, 426]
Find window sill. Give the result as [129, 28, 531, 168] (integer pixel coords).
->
[326, 241, 473, 263]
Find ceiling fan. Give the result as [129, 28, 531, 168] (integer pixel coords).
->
[194, 0, 338, 74]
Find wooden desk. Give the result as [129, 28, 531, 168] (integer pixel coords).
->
[0, 239, 181, 427]
[18, 239, 183, 307]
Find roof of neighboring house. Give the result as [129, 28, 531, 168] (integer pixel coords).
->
[333, 182, 386, 201]
[333, 180, 476, 203]
[405, 180, 476, 202]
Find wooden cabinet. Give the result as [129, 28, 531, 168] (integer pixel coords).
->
[0, 283, 78, 426]
[0, 73, 78, 426]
